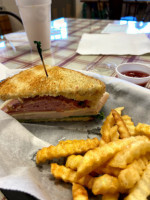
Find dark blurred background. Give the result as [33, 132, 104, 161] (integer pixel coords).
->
[0, 0, 150, 34]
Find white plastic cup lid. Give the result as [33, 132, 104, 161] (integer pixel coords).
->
[16, 0, 52, 6]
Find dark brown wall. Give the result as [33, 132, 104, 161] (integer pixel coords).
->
[52, 0, 75, 20]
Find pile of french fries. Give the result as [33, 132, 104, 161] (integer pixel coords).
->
[36, 107, 150, 200]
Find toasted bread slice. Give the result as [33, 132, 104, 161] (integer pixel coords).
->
[0, 65, 105, 106]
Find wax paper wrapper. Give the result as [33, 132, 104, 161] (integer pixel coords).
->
[0, 64, 150, 200]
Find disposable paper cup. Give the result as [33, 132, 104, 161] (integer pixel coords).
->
[16, 0, 52, 51]
[116, 63, 150, 86]
[16, 0, 51, 6]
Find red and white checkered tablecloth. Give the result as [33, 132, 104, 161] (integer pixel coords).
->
[0, 18, 150, 90]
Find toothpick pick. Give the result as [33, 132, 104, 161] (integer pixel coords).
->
[34, 41, 48, 77]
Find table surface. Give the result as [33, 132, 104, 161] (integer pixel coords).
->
[0, 17, 150, 200]
[0, 17, 150, 89]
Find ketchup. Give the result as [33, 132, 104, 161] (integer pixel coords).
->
[122, 71, 149, 78]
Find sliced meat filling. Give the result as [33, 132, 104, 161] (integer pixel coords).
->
[2, 95, 90, 114]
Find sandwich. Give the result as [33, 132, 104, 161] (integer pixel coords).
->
[0, 65, 109, 121]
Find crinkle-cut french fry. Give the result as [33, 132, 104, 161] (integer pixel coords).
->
[114, 107, 125, 115]
[66, 155, 83, 170]
[124, 163, 150, 200]
[76, 136, 145, 179]
[135, 123, 150, 137]
[95, 164, 121, 177]
[118, 157, 148, 190]
[99, 139, 106, 146]
[66, 154, 120, 177]
[72, 183, 88, 200]
[92, 174, 119, 195]
[136, 156, 149, 174]
[78, 174, 94, 190]
[109, 139, 150, 169]
[145, 153, 150, 161]
[51, 163, 94, 189]
[100, 113, 114, 143]
[51, 163, 76, 183]
[102, 193, 119, 200]
[122, 115, 135, 136]
[36, 137, 99, 164]
[100, 107, 124, 143]
[112, 109, 130, 139]
[110, 125, 119, 141]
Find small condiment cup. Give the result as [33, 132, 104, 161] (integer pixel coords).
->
[116, 63, 150, 86]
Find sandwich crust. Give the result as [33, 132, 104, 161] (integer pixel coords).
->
[0, 65, 105, 104]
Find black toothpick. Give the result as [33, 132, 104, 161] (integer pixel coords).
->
[34, 41, 48, 77]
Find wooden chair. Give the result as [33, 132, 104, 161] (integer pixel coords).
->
[0, 11, 23, 24]
[0, 11, 23, 34]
